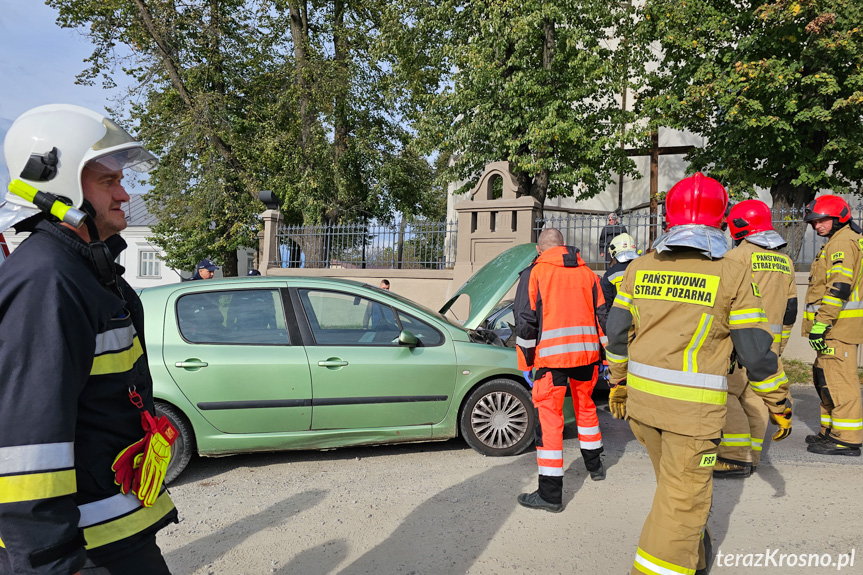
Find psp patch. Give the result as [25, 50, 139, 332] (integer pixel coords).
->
[700, 453, 717, 467]
[633, 271, 720, 307]
[832, 251, 845, 261]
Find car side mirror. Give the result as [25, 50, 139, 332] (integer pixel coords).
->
[396, 330, 418, 347]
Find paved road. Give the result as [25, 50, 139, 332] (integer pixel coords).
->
[158, 384, 861, 575]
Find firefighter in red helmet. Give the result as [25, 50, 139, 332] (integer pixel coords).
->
[803, 195, 863, 456]
[715, 200, 797, 477]
[605, 173, 779, 575]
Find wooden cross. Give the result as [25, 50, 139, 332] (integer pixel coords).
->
[625, 131, 695, 244]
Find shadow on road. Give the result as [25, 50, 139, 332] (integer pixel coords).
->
[165, 489, 327, 573]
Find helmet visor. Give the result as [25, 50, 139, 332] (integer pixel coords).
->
[85, 146, 159, 174]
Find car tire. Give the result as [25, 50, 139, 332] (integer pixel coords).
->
[460, 378, 535, 456]
[155, 402, 194, 483]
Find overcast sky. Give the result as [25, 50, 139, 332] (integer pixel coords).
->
[0, 1, 122, 188]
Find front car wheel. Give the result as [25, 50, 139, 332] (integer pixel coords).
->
[459, 378, 535, 456]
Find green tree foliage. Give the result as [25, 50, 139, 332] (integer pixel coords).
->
[391, 0, 646, 212]
[48, 0, 439, 274]
[637, 0, 863, 210]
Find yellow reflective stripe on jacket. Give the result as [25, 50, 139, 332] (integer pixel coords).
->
[728, 308, 768, 325]
[90, 336, 143, 376]
[831, 418, 863, 430]
[749, 371, 788, 393]
[823, 295, 844, 307]
[0, 469, 76, 504]
[805, 302, 863, 320]
[821, 415, 832, 427]
[683, 314, 712, 373]
[634, 546, 696, 575]
[752, 437, 764, 451]
[83, 492, 175, 549]
[606, 349, 628, 363]
[614, 291, 632, 309]
[0, 442, 74, 474]
[828, 265, 854, 279]
[628, 361, 727, 406]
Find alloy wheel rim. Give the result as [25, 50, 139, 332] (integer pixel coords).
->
[470, 390, 529, 449]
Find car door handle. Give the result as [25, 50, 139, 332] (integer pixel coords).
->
[317, 359, 349, 367]
[175, 360, 209, 369]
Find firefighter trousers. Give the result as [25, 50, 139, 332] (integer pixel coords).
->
[718, 366, 769, 467]
[532, 365, 602, 504]
[629, 418, 717, 575]
[814, 340, 863, 447]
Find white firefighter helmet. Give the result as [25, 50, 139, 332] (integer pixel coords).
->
[1, 104, 157, 232]
[609, 232, 638, 262]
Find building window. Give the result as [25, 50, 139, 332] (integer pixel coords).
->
[139, 251, 161, 278]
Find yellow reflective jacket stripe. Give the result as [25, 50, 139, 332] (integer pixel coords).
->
[683, 314, 713, 373]
[90, 336, 143, 376]
[83, 492, 175, 549]
[0, 469, 76, 504]
[749, 371, 788, 393]
[628, 361, 728, 406]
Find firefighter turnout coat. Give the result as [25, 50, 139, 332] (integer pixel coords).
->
[606, 249, 778, 438]
[0, 221, 178, 574]
[803, 223, 863, 445]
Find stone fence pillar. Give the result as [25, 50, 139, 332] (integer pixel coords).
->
[259, 209, 283, 275]
[450, 161, 541, 295]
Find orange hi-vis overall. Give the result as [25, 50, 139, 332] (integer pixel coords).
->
[515, 245, 605, 504]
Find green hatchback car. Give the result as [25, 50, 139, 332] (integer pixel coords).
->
[141, 244, 575, 481]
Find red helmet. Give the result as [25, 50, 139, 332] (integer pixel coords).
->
[804, 195, 851, 224]
[728, 199, 773, 240]
[664, 172, 729, 229]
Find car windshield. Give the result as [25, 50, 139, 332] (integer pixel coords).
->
[364, 285, 468, 331]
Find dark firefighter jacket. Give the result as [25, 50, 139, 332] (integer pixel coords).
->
[0, 220, 177, 575]
[596, 258, 633, 333]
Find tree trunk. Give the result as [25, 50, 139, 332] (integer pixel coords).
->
[288, 0, 313, 153]
[220, 249, 239, 277]
[770, 178, 815, 262]
[332, 0, 349, 220]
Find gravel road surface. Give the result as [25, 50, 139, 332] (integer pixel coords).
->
[158, 385, 862, 575]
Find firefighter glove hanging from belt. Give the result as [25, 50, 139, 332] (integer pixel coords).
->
[808, 321, 830, 352]
[769, 405, 793, 441]
[112, 389, 178, 507]
[608, 382, 628, 419]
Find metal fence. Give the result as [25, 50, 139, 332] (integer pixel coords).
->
[275, 219, 458, 269]
[537, 203, 863, 271]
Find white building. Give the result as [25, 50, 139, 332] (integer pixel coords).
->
[3, 194, 257, 289]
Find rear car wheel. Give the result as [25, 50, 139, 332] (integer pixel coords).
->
[155, 402, 194, 483]
[460, 378, 535, 456]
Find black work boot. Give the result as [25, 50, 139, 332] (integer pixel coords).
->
[589, 463, 606, 481]
[517, 490, 563, 513]
[713, 460, 752, 478]
[695, 528, 714, 575]
[807, 441, 862, 456]
[805, 432, 829, 444]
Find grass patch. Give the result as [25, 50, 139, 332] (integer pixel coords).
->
[783, 358, 863, 385]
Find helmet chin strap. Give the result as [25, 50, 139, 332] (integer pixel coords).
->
[80, 200, 122, 295]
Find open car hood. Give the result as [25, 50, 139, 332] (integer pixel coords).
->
[439, 243, 537, 330]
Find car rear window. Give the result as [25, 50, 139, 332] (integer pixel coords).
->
[177, 289, 289, 345]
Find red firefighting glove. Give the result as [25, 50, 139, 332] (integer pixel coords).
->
[608, 382, 628, 420]
[134, 411, 179, 507]
[112, 435, 149, 495]
[769, 406, 792, 441]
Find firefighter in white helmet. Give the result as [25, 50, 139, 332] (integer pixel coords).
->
[0, 104, 178, 574]
[596, 232, 639, 333]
